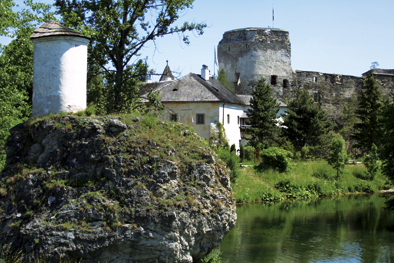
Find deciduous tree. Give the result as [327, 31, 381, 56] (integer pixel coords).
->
[327, 134, 347, 179]
[55, 0, 206, 113]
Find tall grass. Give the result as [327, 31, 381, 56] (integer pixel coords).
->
[232, 161, 389, 203]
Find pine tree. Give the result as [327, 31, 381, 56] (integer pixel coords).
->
[282, 90, 333, 157]
[352, 71, 383, 154]
[246, 78, 280, 149]
[380, 95, 394, 182]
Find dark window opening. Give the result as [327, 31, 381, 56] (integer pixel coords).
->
[246, 44, 249, 48]
[228, 46, 231, 51]
[196, 114, 205, 124]
[313, 77, 318, 83]
[271, 75, 278, 86]
[283, 79, 289, 88]
[170, 114, 177, 122]
[227, 114, 230, 124]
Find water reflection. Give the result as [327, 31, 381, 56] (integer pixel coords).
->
[220, 195, 394, 263]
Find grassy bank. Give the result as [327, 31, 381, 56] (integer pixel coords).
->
[232, 160, 389, 203]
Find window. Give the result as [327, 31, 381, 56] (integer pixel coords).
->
[170, 114, 177, 122]
[237, 116, 240, 125]
[313, 77, 318, 83]
[227, 114, 230, 124]
[271, 75, 278, 85]
[283, 79, 289, 88]
[196, 114, 205, 124]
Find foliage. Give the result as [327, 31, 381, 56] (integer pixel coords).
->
[246, 78, 280, 149]
[327, 134, 347, 179]
[217, 148, 240, 183]
[55, 0, 206, 113]
[282, 89, 333, 158]
[0, 0, 55, 171]
[261, 147, 293, 173]
[217, 68, 232, 91]
[380, 94, 394, 182]
[199, 248, 222, 263]
[339, 93, 359, 156]
[243, 146, 255, 162]
[363, 143, 380, 179]
[239, 144, 245, 162]
[352, 71, 383, 154]
[232, 160, 387, 203]
[230, 144, 236, 153]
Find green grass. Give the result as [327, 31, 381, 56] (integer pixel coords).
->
[232, 160, 389, 203]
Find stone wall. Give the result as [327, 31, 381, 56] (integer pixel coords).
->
[218, 28, 292, 95]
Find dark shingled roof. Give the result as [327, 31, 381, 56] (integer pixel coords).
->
[30, 21, 90, 40]
[140, 73, 246, 105]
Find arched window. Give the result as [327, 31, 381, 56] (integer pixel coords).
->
[283, 79, 289, 88]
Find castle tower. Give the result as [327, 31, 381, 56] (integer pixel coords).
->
[30, 21, 90, 117]
[218, 28, 292, 96]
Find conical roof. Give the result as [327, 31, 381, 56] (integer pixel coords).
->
[30, 21, 90, 40]
[159, 64, 175, 81]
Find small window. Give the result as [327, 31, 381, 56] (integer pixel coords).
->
[313, 77, 318, 83]
[228, 46, 231, 51]
[196, 114, 205, 124]
[237, 116, 240, 125]
[283, 79, 289, 88]
[271, 75, 278, 86]
[227, 114, 230, 124]
[246, 44, 249, 49]
[170, 114, 177, 122]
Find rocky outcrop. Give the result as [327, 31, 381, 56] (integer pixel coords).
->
[0, 115, 236, 262]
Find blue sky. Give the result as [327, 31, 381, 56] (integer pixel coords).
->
[2, 0, 393, 79]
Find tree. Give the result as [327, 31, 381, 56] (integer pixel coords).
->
[282, 90, 333, 158]
[55, 0, 206, 113]
[0, 0, 54, 170]
[380, 96, 394, 182]
[364, 143, 380, 179]
[246, 78, 280, 149]
[352, 71, 383, 154]
[327, 134, 347, 179]
[217, 68, 232, 91]
[339, 93, 359, 156]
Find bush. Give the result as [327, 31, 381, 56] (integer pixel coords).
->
[217, 148, 240, 182]
[85, 107, 95, 116]
[243, 146, 255, 161]
[261, 147, 293, 172]
[230, 144, 236, 153]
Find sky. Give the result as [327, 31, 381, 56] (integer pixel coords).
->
[2, 0, 394, 79]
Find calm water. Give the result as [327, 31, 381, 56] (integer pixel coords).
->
[220, 194, 394, 263]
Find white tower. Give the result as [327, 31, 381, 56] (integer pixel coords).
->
[30, 21, 90, 117]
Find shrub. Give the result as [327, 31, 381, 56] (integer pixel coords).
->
[230, 144, 236, 153]
[244, 146, 255, 161]
[85, 107, 95, 116]
[217, 148, 240, 182]
[240, 144, 245, 162]
[261, 147, 293, 172]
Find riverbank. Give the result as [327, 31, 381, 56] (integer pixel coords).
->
[232, 160, 389, 203]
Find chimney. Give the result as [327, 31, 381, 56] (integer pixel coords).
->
[201, 64, 210, 81]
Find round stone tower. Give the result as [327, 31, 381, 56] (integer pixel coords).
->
[218, 28, 292, 96]
[30, 21, 90, 117]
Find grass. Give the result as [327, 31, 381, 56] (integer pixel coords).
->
[232, 160, 389, 203]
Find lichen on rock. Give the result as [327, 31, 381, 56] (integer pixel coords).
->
[0, 115, 236, 262]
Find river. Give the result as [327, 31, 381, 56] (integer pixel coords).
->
[220, 194, 394, 263]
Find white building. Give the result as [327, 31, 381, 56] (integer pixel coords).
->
[141, 65, 287, 153]
[30, 21, 90, 117]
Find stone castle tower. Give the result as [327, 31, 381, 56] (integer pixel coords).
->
[30, 21, 90, 117]
[218, 28, 293, 96]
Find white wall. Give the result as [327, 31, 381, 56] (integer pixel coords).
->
[32, 36, 89, 117]
[219, 103, 246, 153]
